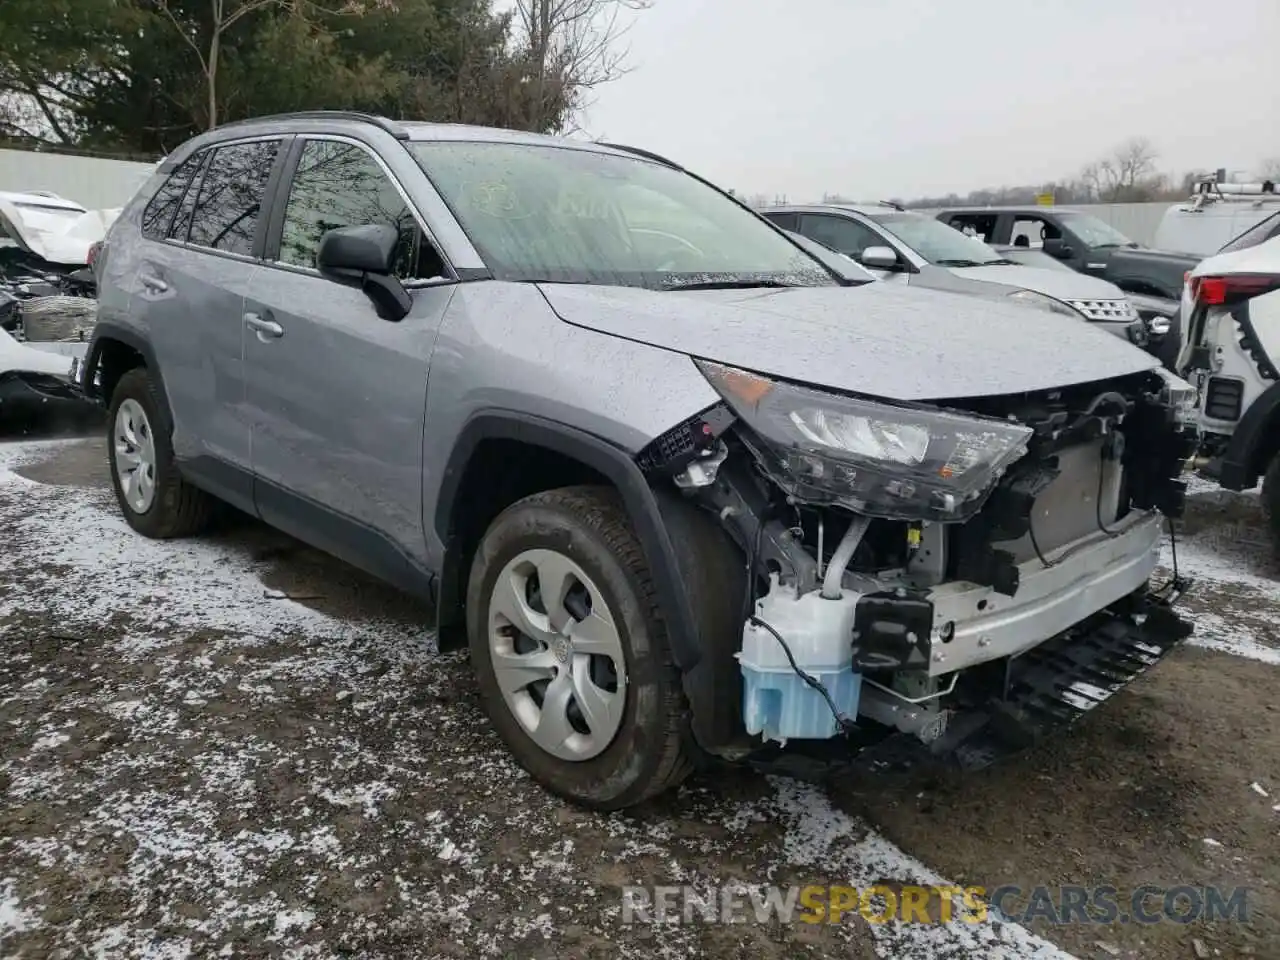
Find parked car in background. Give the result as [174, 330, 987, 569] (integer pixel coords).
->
[1154, 176, 1280, 257]
[80, 112, 1194, 811]
[763, 203, 1152, 345]
[1175, 231, 1280, 548]
[935, 205, 1198, 301]
[992, 242, 1177, 345]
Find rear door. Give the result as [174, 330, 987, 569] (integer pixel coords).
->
[243, 136, 455, 582]
[131, 137, 286, 508]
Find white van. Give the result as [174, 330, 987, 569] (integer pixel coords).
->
[1154, 176, 1280, 257]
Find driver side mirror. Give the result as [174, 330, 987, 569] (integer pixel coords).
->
[859, 245, 900, 270]
[1042, 238, 1075, 260]
[317, 223, 412, 322]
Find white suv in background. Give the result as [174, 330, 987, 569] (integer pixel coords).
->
[1177, 228, 1280, 546]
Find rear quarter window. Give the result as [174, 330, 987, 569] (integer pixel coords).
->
[140, 154, 204, 240]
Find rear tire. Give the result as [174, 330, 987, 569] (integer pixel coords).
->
[466, 486, 693, 809]
[106, 367, 214, 539]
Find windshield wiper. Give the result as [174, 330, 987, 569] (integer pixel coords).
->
[665, 278, 799, 291]
[934, 258, 986, 268]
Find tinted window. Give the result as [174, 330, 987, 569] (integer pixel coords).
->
[763, 211, 799, 231]
[187, 140, 280, 255]
[141, 153, 204, 240]
[276, 140, 441, 280]
[797, 214, 884, 258]
[169, 150, 211, 243]
[947, 213, 1000, 241]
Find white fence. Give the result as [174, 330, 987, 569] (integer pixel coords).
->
[0, 148, 157, 210]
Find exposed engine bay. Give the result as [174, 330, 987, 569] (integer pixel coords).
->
[638, 362, 1199, 768]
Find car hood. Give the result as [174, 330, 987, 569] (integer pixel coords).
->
[948, 264, 1126, 300]
[537, 282, 1159, 401]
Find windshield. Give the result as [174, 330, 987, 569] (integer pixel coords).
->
[409, 141, 836, 289]
[1219, 212, 1280, 254]
[1055, 212, 1134, 248]
[870, 213, 1008, 266]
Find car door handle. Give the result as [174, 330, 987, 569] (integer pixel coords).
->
[139, 273, 168, 293]
[244, 312, 284, 339]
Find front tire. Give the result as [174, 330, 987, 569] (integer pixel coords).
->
[106, 367, 213, 539]
[466, 486, 693, 809]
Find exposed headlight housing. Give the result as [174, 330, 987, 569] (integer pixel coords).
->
[1005, 288, 1084, 319]
[696, 361, 1033, 522]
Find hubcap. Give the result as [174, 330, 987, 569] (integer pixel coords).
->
[488, 548, 627, 761]
[113, 399, 157, 513]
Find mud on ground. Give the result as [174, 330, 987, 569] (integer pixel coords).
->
[1, 424, 1276, 960]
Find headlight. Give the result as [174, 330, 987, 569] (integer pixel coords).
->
[696, 361, 1034, 522]
[1005, 288, 1083, 319]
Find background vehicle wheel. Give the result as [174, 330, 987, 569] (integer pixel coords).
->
[466, 486, 693, 809]
[106, 367, 213, 539]
[1263, 452, 1280, 556]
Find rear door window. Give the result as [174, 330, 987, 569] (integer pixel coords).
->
[187, 140, 281, 256]
[945, 213, 1000, 241]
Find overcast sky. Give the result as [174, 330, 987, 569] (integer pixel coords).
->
[579, 0, 1279, 201]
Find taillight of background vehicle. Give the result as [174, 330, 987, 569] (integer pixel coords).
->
[87, 241, 103, 269]
[1190, 273, 1280, 306]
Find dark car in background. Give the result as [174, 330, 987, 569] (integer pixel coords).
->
[935, 206, 1198, 301]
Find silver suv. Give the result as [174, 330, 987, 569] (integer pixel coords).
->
[82, 112, 1196, 809]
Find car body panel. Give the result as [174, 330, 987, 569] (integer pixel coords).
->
[536, 281, 1158, 401]
[764, 204, 1141, 337]
[242, 267, 455, 570]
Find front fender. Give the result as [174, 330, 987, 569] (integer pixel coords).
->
[433, 410, 750, 756]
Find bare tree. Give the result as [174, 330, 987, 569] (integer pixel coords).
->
[150, 0, 376, 130]
[1080, 137, 1160, 202]
[1259, 157, 1280, 180]
[510, 0, 652, 132]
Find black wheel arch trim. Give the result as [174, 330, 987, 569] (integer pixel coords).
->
[84, 322, 162, 402]
[82, 323, 180, 434]
[1216, 376, 1280, 491]
[434, 411, 745, 751]
[435, 411, 702, 664]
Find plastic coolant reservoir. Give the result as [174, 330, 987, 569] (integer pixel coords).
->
[738, 574, 862, 744]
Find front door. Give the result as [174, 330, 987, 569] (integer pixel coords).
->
[242, 137, 455, 583]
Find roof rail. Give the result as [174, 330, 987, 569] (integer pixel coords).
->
[215, 111, 411, 141]
[595, 141, 682, 168]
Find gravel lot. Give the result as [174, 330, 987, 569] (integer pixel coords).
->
[1, 409, 1277, 960]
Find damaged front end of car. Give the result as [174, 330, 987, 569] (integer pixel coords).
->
[638, 360, 1199, 772]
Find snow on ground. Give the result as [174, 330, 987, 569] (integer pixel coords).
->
[0, 438, 1073, 958]
[2, 438, 1278, 958]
